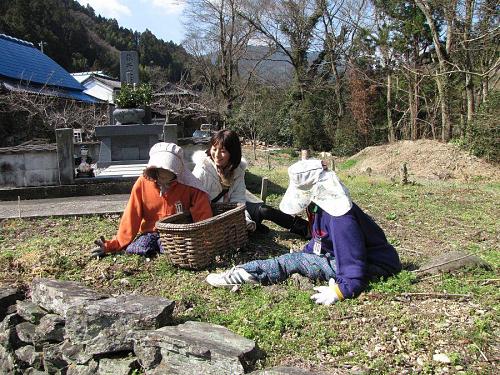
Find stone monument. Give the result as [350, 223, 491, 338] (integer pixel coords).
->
[119, 51, 139, 85]
[95, 51, 177, 168]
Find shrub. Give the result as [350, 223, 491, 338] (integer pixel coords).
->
[115, 83, 153, 108]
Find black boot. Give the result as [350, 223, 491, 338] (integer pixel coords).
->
[253, 205, 270, 234]
[256, 223, 270, 234]
[289, 217, 311, 239]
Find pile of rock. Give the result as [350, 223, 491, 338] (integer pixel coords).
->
[0, 278, 267, 374]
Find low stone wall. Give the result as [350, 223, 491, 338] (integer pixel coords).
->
[0, 128, 75, 189]
[0, 279, 316, 375]
[0, 178, 136, 201]
[0, 146, 59, 187]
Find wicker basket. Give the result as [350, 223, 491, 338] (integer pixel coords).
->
[156, 202, 248, 269]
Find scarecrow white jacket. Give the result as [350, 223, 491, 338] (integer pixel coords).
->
[192, 151, 255, 229]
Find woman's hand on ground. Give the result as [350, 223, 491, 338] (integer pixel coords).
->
[90, 236, 106, 259]
[311, 279, 340, 305]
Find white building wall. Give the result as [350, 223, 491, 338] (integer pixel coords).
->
[83, 81, 114, 103]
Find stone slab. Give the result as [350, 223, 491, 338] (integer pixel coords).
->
[416, 251, 491, 275]
[30, 278, 107, 317]
[0, 286, 24, 321]
[133, 321, 259, 374]
[16, 300, 47, 324]
[65, 294, 175, 355]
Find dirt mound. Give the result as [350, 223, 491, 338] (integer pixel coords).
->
[347, 139, 499, 182]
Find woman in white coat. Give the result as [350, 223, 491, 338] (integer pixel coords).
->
[192, 129, 310, 237]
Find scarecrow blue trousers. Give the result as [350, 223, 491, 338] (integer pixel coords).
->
[125, 232, 164, 256]
[240, 252, 337, 285]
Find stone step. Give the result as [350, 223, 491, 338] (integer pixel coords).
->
[95, 164, 147, 178]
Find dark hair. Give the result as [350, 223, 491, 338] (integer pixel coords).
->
[206, 129, 241, 171]
[143, 167, 158, 181]
[142, 167, 177, 182]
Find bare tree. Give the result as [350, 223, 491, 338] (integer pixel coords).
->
[476, 0, 500, 103]
[462, 0, 475, 126]
[237, 0, 328, 148]
[152, 79, 222, 131]
[319, 0, 372, 142]
[240, 0, 324, 94]
[414, 0, 458, 142]
[414, 0, 500, 141]
[233, 91, 262, 160]
[183, 0, 259, 122]
[0, 87, 107, 144]
[374, 13, 396, 142]
[457, 0, 499, 128]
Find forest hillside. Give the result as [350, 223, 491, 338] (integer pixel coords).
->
[0, 0, 188, 81]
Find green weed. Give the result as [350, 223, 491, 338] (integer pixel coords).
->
[369, 271, 417, 294]
[0, 149, 498, 373]
[337, 158, 358, 170]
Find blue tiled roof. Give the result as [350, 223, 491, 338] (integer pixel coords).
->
[0, 34, 84, 90]
[52, 88, 100, 103]
[1, 80, 100, 104]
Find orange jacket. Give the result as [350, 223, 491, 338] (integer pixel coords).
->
[105, 175, 212, 252]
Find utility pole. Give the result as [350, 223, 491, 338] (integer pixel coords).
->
[39, 41, 47, 54]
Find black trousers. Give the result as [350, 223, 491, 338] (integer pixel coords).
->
[246, 202, 310, 238]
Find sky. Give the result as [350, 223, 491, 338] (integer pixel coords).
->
[76, 0, 187, 45]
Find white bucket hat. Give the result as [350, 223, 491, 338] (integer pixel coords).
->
[147, 142, 207, 193]
[279, 159, 352, 217]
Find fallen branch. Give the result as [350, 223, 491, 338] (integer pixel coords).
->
[466, 278, 500, 283]
[399, 292, 472, 299]
[418, 273, 443, 282]
[398, 247, 422, 255]
[473, 343, 489, 362]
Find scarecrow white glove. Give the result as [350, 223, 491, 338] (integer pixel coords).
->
[311, 278, 342, 305]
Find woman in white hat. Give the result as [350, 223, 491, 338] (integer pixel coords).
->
[192, 129, 310, 238]
[91, 142, 212, 258]
[206, 159, 402, 304]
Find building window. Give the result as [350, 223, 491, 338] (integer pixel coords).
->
[73, 129, 83, 143]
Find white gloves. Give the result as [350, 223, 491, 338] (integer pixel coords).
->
[311, 278, 341, 305]
[244, 210, 256, 231]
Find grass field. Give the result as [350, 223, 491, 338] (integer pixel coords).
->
[0, 149, 498, 374]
